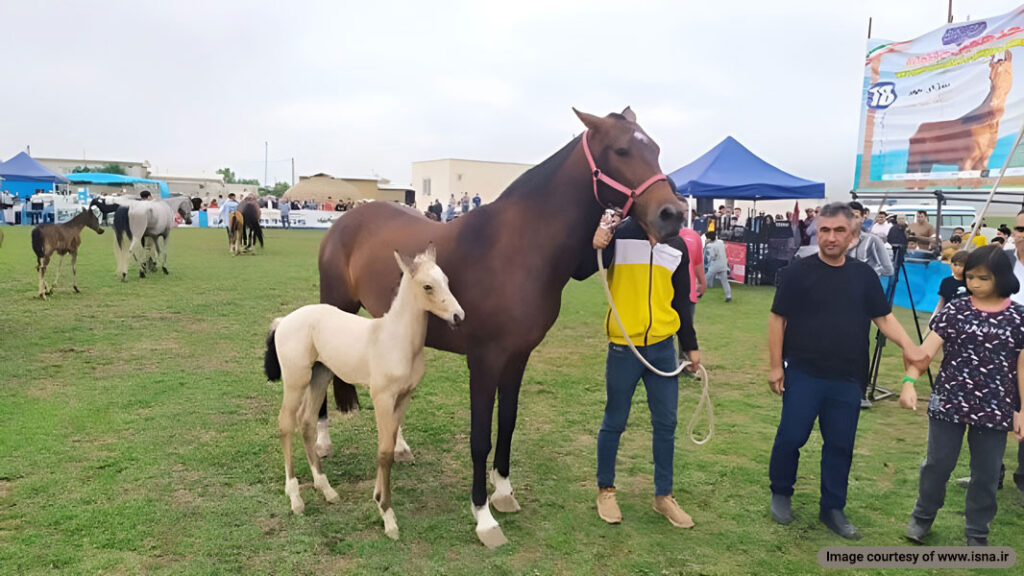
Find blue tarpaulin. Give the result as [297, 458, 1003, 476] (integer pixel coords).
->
[66, 173, 170, 198]
[0, 152, 70, 198]
[668, 136, 825, 200]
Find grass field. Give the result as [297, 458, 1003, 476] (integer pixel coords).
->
[1, 224, 1022, 575]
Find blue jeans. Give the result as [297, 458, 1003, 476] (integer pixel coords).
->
[769, 364, 861, 511]
[597, 338, 679, 496]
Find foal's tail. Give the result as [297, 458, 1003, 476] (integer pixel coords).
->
[263, 319, 283, 382]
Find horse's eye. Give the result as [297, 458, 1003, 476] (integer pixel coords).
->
[424, 285, 433, 293]
[614, 147, 629, 157]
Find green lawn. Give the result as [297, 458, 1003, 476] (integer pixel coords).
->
[0, 225, 1021, 575]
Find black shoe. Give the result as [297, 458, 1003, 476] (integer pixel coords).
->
[819, 508, 861, 540]
[770, 493, 793, 525]
[967, 536, 989, 547]
[905, 517, 931, 544]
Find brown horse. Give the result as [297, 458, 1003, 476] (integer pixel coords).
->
[906, 51, 1014, 179]
[228, 210, 244, 255]
[317, 108, 684, 546]
[31, 207, 104, 300]
[240, 200, 263, 251]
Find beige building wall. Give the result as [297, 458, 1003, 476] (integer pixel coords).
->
[37, 157, 151, 178]
[411, 159, 533, 209]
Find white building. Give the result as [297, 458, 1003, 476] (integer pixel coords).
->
[411, 158, 532, 209]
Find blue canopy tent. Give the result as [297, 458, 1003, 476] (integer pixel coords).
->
[0, 152, 71, 198]
[667, 136, 824, 201]
[66, 173, 170, 198]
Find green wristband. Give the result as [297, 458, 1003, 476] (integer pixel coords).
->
[902, 376, 917, 384]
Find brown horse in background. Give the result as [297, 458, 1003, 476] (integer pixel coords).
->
[228, 210, 244, 255]
[32, 208, 104, 300]
[316, 108, 683, 546]
[240, 200, 263, 251]
[906, 51, 1014, 178]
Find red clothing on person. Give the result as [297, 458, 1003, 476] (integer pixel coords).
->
[679, 228, 704, 304]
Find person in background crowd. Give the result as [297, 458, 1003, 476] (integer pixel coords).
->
[860, 206, 873, 233]
[704, 231, 731, 303]
[219, 193, 238, 227]
[139, 190, 153, 201]
[932, 250, 969, 319]
[676, 195, 707, 319]
[279, 197, 291, 229]
[908, 211, 936, 251]
[870, 211, 892, 240]
[472, 193, 482, 210]
[942, 235, 964, 261]
[846, 202, 893, 279]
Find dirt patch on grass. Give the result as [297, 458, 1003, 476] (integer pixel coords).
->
[0, 480, 11, 500]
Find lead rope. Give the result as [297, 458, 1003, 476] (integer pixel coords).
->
[596, 249, 714, 445]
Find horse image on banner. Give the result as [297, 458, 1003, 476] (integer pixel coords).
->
[855, 5, 1024, 191]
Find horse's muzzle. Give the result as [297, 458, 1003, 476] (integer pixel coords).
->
[654, 203, 685, 241]
[449, 312, 464, 328]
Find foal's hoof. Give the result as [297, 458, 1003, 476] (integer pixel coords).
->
[490, 492, 521, 513]
[73, 286, 80, 293]
[394, 448, 415, 463]
[290, 500, 305, 515]
[381, 508, 399, 540]
[323, 487, 340, 504]
[476, 524, 508, 548]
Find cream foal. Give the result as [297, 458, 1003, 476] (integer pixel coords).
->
[264, 245, 463, 539]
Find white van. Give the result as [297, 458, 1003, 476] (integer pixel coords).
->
[868, 202, 996, 241]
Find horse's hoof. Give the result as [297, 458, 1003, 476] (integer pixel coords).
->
[381, 508, 399, 540]
[73, 286, 80, 293]
[139, 271, 146, 279]
[315, 442, 333, 459]
[323, 487, 340, 504]
[475, 524, 508, 548]
[385, 526, 400, 540]
[291, 501, 305, 515]
[394, 448, 415, 463]
[490, 492, 521, 513]
[162, 267, 169, 275]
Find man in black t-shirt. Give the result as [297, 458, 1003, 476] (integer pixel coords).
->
[767, 202, 928, 540]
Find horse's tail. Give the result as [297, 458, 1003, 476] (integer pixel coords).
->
[113, 206, 131, 248]
[31, 226, 43, 262]
[263, 320, 283, 382]
[254, 222, 264, 248]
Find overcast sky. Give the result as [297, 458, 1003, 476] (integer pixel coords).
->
[1, 1, 1018, 198]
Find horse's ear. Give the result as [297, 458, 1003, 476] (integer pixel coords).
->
[621, 106, 637, 123]
[1006, 50, 1013, 62]
[573, 108, 603, 131]
[394, 250, 415, 275]
[423, 242, 436, 262]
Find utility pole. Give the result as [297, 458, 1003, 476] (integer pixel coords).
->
[264, 141, 269, 187]
[291, 157, 295, 186]
[948, 0, 954, 23]
[867, 16, 872, 39]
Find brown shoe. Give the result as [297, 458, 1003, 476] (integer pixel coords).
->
[597, 487, 622, 524]
[653, 494, 694, 528]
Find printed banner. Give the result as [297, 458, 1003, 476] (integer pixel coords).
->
[724, 241, 746, 283]
[855, 5, 1024, 191]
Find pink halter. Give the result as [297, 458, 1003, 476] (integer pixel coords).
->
[581, 129, 667, 217]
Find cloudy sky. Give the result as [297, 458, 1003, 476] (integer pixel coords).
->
[1, 1, 1018, 198]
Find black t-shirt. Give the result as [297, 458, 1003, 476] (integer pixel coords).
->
[937, 276, 968, 304]
[771, 255, 891, 384]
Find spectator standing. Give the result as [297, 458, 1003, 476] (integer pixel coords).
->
[704, 231, 731, 303]
[908, 211, 936, 251]
[279, 198, 291, 228]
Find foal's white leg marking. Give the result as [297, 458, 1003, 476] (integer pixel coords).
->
[312, 471, 339, 504]
[379, 504, 399, 540]
[472, 502, 508, 548]
[489, 469, 521, 513]
[394, 426, 414, 463]
[285, 476, 304, 515]
[315, 418, 333, 459]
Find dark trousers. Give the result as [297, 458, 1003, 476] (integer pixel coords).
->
[1014, 442, 1024, 490]
[769, 365, 861, 511]
[911, 418, 1007, 539]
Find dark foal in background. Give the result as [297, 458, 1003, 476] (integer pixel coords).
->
[32, 208, 104, 300]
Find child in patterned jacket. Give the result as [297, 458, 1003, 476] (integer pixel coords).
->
[899, 245, 1024, 547]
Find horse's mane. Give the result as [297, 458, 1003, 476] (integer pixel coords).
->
[496, 135, 581, 201]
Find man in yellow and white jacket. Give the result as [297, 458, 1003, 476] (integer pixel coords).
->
[590, 215, 701, 528]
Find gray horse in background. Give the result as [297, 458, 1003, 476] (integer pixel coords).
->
[113, 195, 193, 280]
